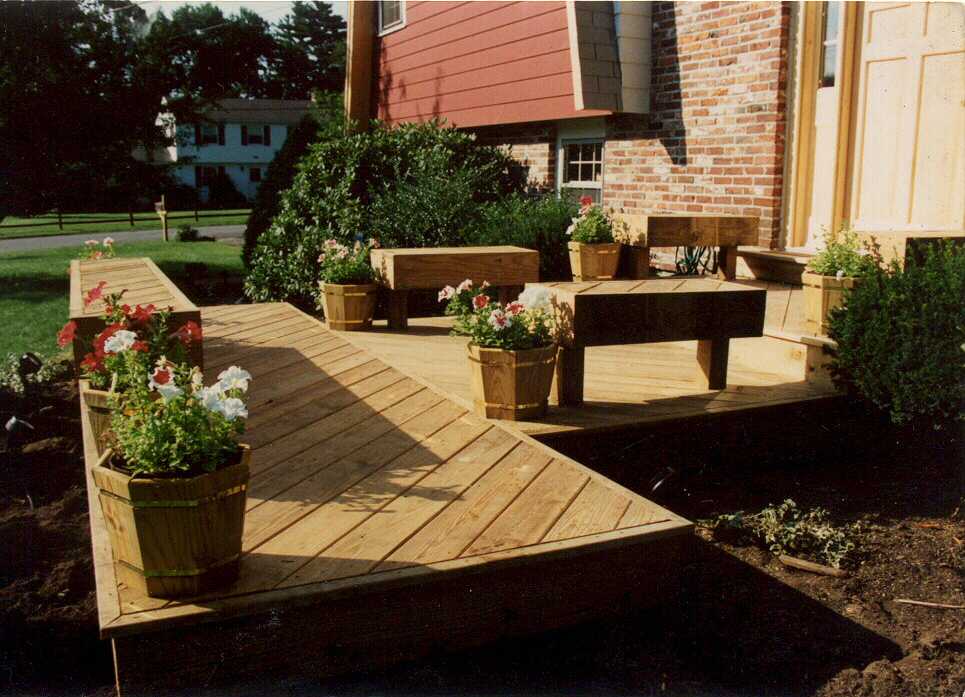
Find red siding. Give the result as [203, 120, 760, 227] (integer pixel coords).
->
[375, 1, 608, 127]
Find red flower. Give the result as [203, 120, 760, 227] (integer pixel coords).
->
[579, 195, 594, 208]
[57, 320, 78, 348]
[84, 281, 108, 308]
[472, 294, 489, 310]
[80, 350, 105, 374]
[173, 320, 202, 345]
[129, 304, 156, 325]
[151, 367, 171, 385]
[131, 340, 149, 353]
[506, 301, 525, 316]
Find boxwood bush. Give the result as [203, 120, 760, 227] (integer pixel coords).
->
[827, 241, 964, 425]
[244, 121, 524, 306]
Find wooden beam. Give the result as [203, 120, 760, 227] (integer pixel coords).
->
[344, 1, 375, 131]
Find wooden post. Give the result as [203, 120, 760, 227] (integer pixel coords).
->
[552, 346, 585, 406]
[195, 205, 199, 222]
[155, 195, 168, 242]
[386, 290, 409, 331]
[57, 210, 63, 231]
[128, 207, 135, 227]
[717, 246, 737, 280]
[626, 246, 651, 279]
[696, 338, 729, 390]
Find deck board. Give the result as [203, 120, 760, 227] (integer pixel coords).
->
[85, 302, 691, 650]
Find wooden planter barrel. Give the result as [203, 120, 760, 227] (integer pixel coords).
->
[568, 241, 622, 281]
[319, 282, 378, 331]
[802, 271, 860, 336]
[467, 344, 557, 421]
[92, 445, 251, 599]
[80, 380, 114, 457]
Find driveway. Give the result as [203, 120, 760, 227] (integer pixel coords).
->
[0, 225, 245, 253]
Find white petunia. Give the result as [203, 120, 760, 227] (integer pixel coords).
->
[219, 397, 248, 421]
[516, 286, 552, 313]
[438, 285, 455, 302]
[155, 383, 183, 402]
[835, 270, 845, 281]
[103, 330, 138, 353]
[456, 279, 473, 293]
[217, 366, 252, 392]
[197, 384, 225, 412]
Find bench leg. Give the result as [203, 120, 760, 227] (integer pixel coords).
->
[387, 290, 409, 331]
[626, 246, 651, 279]
[552, 346, 585, 406]
[696, 338, 729, 390]
[717, 246, 737, 280]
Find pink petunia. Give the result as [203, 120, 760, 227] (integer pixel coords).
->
[473, 294, 489, 310]
[488, 309, 512, 330]
[505, 301, 525, 316]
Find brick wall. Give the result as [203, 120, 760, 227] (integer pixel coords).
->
[471, 122, 557, 191]
[605, 1, 791, 248]
[466, 1, 791, 249]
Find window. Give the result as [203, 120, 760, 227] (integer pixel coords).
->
[194, 165, 224, 186]
[195, 123, 224, 146]
[241, 124, 272, 146]
[560, 139, 604, 204]
[378, 1, 405, 34]
[819, 2, 841, 88]
[249, 167, 262, 183]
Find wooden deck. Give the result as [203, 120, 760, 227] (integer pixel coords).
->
[86, 303, 693, 693]
[343, 282, 837, 440]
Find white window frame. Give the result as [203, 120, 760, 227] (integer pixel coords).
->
[200, 124, 219, 145]
[246, 124, 268, 146]
[377, 0, 406, 36]
[556, 118, 607, 204]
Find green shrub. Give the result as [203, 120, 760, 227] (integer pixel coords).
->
[242, 108, 328, 268]
[827, 241, 965, 425]
[464, 193, 577, 280]
[808, 226, 878, 277]
[176, 223, 198, 242]
[244, 120, 524, 306]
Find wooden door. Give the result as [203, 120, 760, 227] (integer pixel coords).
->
[849, 2, 965, 233]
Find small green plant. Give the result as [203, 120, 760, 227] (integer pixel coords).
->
[704, 499, 856, 569]
[807, 226, 878, 278]
[0, 353, 70, 396]
[568, 202, 616, 244]
[316, 238, 378, 286]
[109, 362, 249, 476]
[176, 223, 199, 242]
[828, 240, 964, 424]
[438, 281, 555, 350]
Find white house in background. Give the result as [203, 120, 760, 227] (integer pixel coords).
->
[145, 98, 312, 202]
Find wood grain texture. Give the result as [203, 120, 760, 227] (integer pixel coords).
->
[371, 246, 539, 289]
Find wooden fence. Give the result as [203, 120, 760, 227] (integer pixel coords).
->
[0, 208, 250, 233]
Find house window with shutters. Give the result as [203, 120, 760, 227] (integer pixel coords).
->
[196, 123, 224, 146]
[249, 167, 262, 183]
[241, 124, 272, 146]
[194, 165, 225, 186]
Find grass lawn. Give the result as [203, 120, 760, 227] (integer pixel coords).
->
[0, 241, 244, 359]
[0, 209, 250, 239]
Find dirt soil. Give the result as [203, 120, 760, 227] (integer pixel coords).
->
[0, 376, 961, 697]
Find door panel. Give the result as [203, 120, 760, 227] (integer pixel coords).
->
[850, 2, 965, 232]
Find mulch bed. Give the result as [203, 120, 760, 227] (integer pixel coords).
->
[0, 376, 961, 696]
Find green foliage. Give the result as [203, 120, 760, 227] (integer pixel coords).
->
[807, 226, 878, 277]
[245, 120, 524, 306]
[439, 283, 554, 351]
[109, 364, 247, 476]
[464, 194, 578, 280]
[705, 499, 856, 569]
[569, 205, 618, 244]
[0, 353, 70, 397]
[176, 224, 199, 242]
[316, 238, 377, 285]
[827, 241, 965, 425]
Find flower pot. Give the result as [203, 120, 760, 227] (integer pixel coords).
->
[568, 241, 621, 281]
[91, 445, 251, 599]
[319, 282, 378, 331]
[80, 380, 114, 457]
[802, 271, 860, 336]
[467, 343, 557, 421]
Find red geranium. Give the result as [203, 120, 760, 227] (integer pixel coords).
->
[80, 350, 105, 373]
[131, 340, 149, 352]
[173, 320, 202, 345]
[57, 320, 78, 348]
[472, 294, 489, 310]
[130, 304, 156, 324]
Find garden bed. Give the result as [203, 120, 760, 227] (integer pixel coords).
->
[0, 373, 961, 695]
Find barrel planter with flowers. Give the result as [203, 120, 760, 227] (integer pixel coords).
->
[317, 238, 380, 331]
[92, 362, 253, 598]
[566, 197, 625, 281]
[802, 227, 877, 335]
[59, 281, 205, 456]
[440, 282, 557, 420]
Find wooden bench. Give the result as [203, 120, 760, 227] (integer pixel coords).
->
[614, 214, 759, 280]
[370, 246, 539, 330]
[535, 279, 766, 404]
[69, 257, 202, 368]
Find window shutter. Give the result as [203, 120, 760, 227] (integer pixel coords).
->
[263, 125, 271, 146]
[194, 125, 201, 146]
[194, 166, 202, 185]
[218, 124, 225, 145]
[241, 125, 248, 146]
